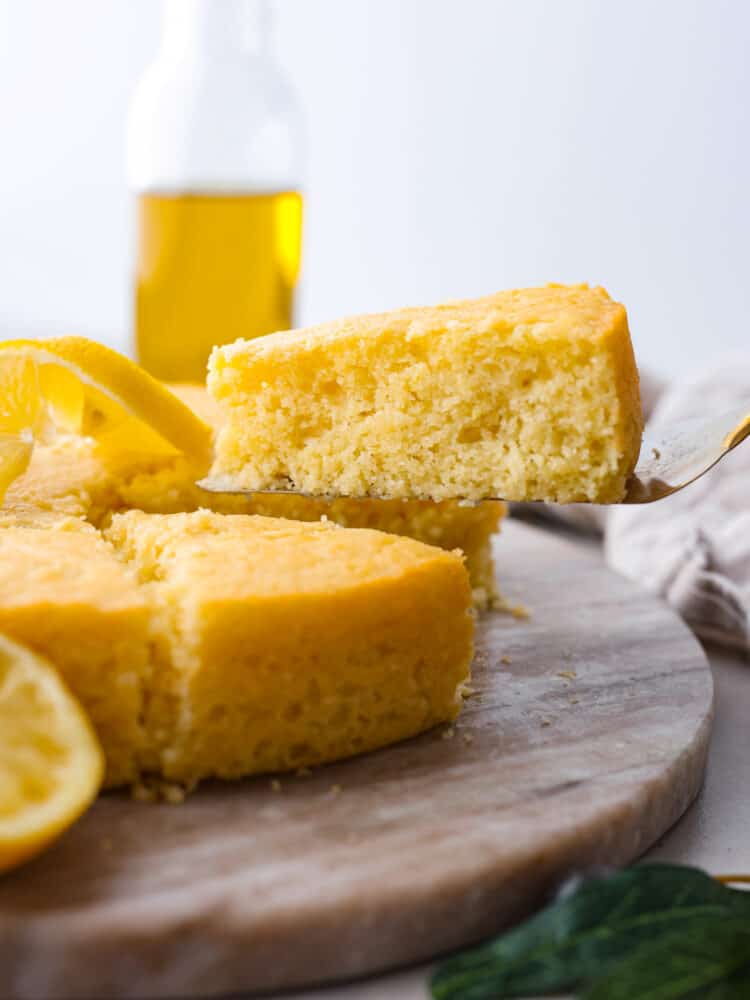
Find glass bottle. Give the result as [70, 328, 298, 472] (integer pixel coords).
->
[128, 0, 303, 382]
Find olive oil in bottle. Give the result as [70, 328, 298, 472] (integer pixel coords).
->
[128, 0, 303, 381]
[135, 191, 303, 381]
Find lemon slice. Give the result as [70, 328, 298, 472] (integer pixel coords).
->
[0, 355, 47, 503]
[0, 634, 104, 873]
[0, 338, 213, 472]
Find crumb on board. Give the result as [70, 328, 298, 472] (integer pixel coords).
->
[461, 683, 477, 699]
[540, 719, 552, 728]
[131, 778, 190, 804]
[652, 447, 661, 460]
[442, 726, 455, 741]
[569, 696, 580, 705]
[500, 655, 512, 665]
[131, 782, 157, 804]
[462, 732, 474, 745]
[492, 595, 531, 619]
[270, 778, 282, 793]
[557, 670, 577, 680]
[162, 783, 186, 805]
[327, 784, 342, 798]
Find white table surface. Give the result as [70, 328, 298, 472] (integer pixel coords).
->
[266, 634, 749, 999]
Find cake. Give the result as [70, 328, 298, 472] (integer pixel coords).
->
[0, 522, 152, 786]
[207, 284, 643, 503]
[105, 510, 473, 785]
[0, 435, 122, 528]
[0, 346, 488, 794]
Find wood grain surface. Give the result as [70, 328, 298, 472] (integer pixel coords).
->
[0, 520, 713, 1000]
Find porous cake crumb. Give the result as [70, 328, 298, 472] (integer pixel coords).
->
[208, 284, 642, 504]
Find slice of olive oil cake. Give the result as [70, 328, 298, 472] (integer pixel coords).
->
[207, 284, 642, 504]
[104, 509, 474, 787]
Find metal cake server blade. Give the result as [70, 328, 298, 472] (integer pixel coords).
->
[620, 398, 750, 503]
[198, 400, 750, 505]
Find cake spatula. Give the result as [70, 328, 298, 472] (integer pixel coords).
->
[198, 400, 750, 505]
[615, 399, 750, 503]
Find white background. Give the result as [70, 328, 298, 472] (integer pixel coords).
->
[0, 0, 747, 379]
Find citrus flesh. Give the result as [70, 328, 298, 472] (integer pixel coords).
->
[0, 356, 47, 504]
[0, 633, 104, 873]
[0, 337, 213, 472]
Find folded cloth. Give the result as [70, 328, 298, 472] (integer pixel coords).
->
[526, 364, 750, 652]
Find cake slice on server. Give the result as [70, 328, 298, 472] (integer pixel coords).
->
[206, 284, 643, 504]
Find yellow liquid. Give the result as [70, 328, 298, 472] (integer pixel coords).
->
[135, 191, 303, 382]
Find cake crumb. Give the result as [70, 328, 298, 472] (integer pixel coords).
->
[569, 696, 580, 705]
[327, 784, 342, 798]
[131, 777, 191, 803]
[462, 732, 474, 745]
[131, 781, 157, 804]
[541, 718, 552, 728]
[490, 594, 530, 619]
[163, 782, 187, 805]
[557, 670, 577, 680]
[500, 655, 512, 665]
[652, 447, 661, 460]
[270, 778, 282, 793]
[442, 726, 455, 740]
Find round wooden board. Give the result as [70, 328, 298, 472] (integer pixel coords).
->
[1, 520, 713, 1000]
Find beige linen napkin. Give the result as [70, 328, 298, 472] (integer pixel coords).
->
[527, 364, 750, 652]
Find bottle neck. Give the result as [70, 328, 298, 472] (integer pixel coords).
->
[161, 0, 270, 60]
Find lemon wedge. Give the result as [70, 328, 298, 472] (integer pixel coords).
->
[0, 355, 47, 504]
[0, 634, 104, 873]
[0, 337, 213, 473]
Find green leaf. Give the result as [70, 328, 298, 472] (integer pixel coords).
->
[430, 865, 750, 1000]
[583, 917, 750, 1000]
